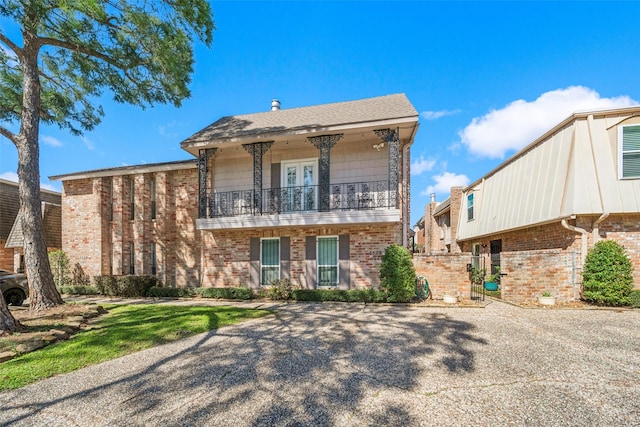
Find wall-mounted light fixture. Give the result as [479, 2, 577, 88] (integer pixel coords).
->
[373, 142, 384, 151]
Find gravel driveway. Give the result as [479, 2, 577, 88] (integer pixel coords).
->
[1, 299, 639, 426]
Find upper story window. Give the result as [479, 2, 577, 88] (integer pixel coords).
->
[129, 177, 135, 220]
[467, 193, 474, 221]
[150, 177, 156, 220]
[620, 125, 640, 179]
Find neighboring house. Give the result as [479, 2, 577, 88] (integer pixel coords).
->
[50, 94, 420, 289]
[0, 179, 62, 272]
[417, 106, 640, 303]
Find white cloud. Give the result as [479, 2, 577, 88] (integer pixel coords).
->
[421, 109, 461, 121]
[0, 171, 18, 182]
[82, 136, 96, 150]
[459, 86, 638, 159]
[158, 121, 188, 138]
[421, 171, 470, 196]
[411, 155, 436, 175]
[41, 135, 63, 147]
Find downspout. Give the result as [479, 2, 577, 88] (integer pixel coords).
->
[561, 218, 587, 300]
[592, 212, 609, 244]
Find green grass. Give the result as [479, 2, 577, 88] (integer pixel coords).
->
[0, 304, 272, 390]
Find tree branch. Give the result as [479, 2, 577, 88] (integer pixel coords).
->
[0, 32, 22, 58]
[0, 124, 18, 145]
[37, 36, 121, 68]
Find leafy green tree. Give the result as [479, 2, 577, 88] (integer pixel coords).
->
[0, 1, 214, 318]
[379, 244, 417, 303]
[583, 240, 634, 306]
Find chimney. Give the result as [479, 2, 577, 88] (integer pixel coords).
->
[271, 99, 281, 111]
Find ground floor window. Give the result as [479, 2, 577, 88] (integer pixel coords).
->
[261, 238, 280, 286]
[318, 236, 338, 286]
[150, 242, 157, 275]
[129, 242, 135, 275]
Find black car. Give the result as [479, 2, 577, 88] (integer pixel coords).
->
[0, 269, 29, 306]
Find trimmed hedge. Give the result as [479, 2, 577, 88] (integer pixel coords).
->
[195, 287, 253, 300]
[57, 285, 100, 295]
[94, 275, 159, 297]
[144, 286, 254, 299]
[146, 287, 195, 298]
[583, 240, 634, 306]
[292, 288, 386, 303]
[630, 290, 640, 308]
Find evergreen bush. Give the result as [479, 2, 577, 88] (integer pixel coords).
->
[94, 275, 159, 297]
[583, 240, 634, 306]
[49, 250, 70, 287]
[379, 244, 416, 303]
[267, 279, 295, 300]
[195, 287, 254, 300]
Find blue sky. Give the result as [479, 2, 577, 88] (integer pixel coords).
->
[1, 1, 640, 227]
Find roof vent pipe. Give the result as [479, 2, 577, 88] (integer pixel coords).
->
[271, 99, 281, 111]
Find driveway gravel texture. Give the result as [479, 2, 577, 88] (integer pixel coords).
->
[1, 298, 639, 426]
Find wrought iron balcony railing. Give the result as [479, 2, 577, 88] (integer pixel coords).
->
[206, 180, 393, 218]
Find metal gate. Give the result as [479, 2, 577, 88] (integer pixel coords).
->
[469, 255, 485, 301]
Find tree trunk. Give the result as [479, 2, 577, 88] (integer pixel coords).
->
[0, 294, 21, 335]
[17, 32, 64, 312]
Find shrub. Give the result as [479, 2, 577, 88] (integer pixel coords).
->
[72, 263, 91, 286]
[630, 290, 640, 308]
[195, 287, 254, 300]
[49, 250, 70, 287]
[94, 275, 159, 297]
[146, 287, 195, 298]
[583, 240, 634, 306]
[267, 279, 295, 300]
[292, 288, 386, 303]
[57, 285, 100, 295]
[379, 244, 416, 303]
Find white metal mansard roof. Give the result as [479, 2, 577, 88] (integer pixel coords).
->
[457, 105, 640, 241]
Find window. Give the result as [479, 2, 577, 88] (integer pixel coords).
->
[317, 236, 338, 286]
[620, 125, 640, 179]
[150, 242, 157, 275]
[471, 243, 480, 270]
[150, 177, 156, 219]
[261, 238, 280, 286]
[129, 243, 135, 275]
[108, 179, 114, 221]
[281, 159, 317, 212]
[129, 177, 135, 220]
[467, 193, 474, 221]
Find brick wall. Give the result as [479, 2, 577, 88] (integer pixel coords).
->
[413, 253, 472, 299]
[199, 224, 401, 289]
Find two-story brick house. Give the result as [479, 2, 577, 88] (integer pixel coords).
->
[51, 94, 420, 289]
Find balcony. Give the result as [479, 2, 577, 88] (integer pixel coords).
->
[197, 180, 401, 230]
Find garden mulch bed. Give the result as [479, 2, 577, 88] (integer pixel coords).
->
[0, 303, 108, 362]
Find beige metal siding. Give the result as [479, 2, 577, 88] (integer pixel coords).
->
[458, 109, 640, 241]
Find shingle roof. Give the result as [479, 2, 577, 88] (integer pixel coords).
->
[49, 159, 197, 181]
[181, 93, 418, 146]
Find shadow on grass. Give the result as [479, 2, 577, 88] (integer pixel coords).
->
[0, 303, 487, 426]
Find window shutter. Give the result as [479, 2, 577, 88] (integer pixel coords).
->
[271, 163, 281, 213]
[305, 236, 316, 288]
[339, 234, 350, 289]
[281, 236, 290, 280]
[250, 237, 260, 288]
[623, 126, 640, 178]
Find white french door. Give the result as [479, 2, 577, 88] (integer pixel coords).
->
[281, 159, 317, 212]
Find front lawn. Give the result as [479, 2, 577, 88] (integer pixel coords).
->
[0, 304, 272, 390]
